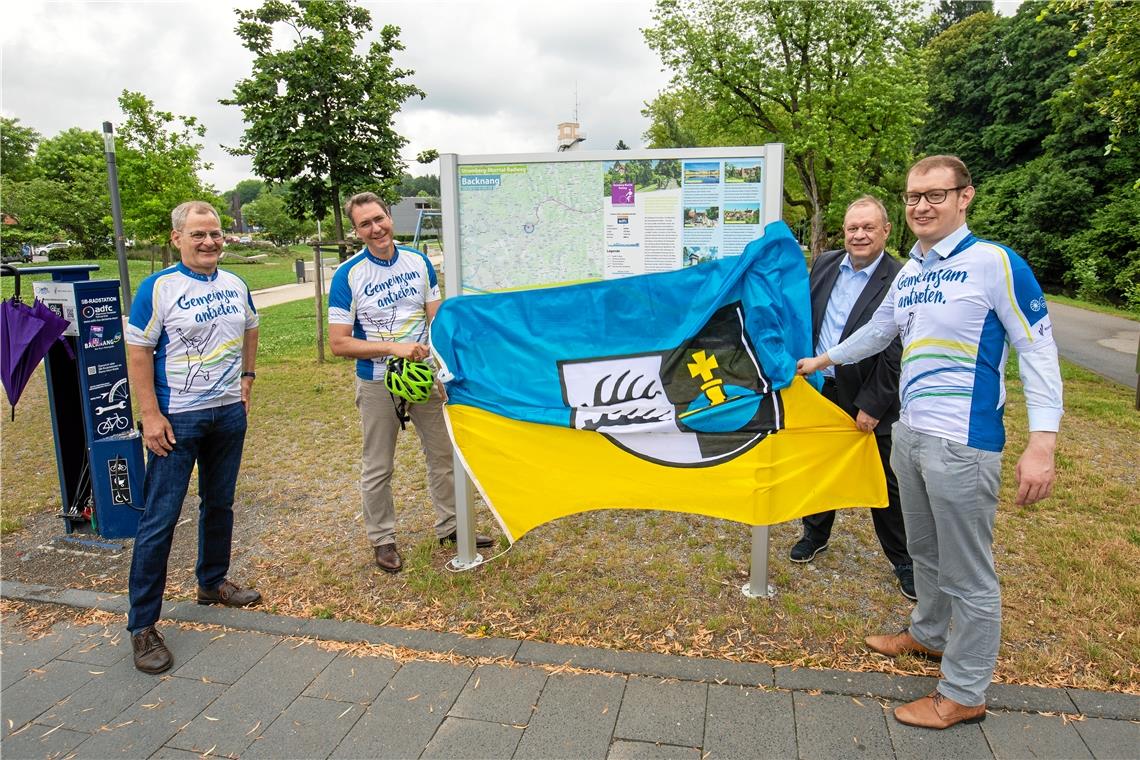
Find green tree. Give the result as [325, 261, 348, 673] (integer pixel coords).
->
[115, 90, 215, 250]
[644, 0, 927, 257]
[231, 179, 265, 205]
[1050, 0, 1140, 156]
[29, 128, 112, 254]
[224, 0, 425, 247]
[921, 0, 994, 42]
[0, 117, 41, 183]
[242, 191, 315, 245]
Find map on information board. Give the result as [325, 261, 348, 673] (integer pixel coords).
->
[453, 151, 767, 294]
[458, 162, 604, 293]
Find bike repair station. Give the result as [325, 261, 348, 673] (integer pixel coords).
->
[4, 264, 144, 540]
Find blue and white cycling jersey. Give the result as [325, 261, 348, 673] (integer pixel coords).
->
[126, 263, 258, 415]
[327, 245, 440, 381]
[831, 225, 1062, 452]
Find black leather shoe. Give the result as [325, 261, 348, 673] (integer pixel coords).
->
[438, 531, 495, 549]
[131, 625, 173, 674]
[895, 564, 917, 601]
[197, 579, 262, 607]
[789, 537, 829, 563]
[374, 543, 403, 573]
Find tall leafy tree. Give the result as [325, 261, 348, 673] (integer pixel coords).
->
[644, 0, 927, 257]
[921, 0, 994, 42]
[0, 117, 42, 183]
[115, 90, 215, 247]
[1051, 0, 1140, 155]
[29, 128, 112, 254]
[223, 0, 425, 246]
[242, 191, 315, 245]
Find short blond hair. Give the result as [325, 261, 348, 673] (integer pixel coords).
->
[908, 155, 972, 188]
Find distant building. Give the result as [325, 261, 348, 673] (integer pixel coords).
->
[390, 197, 439, 240]
[557, 121, 586, 151]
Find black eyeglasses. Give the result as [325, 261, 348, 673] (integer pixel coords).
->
[902, 186, 966, 206]
[184, 231, 224, 242]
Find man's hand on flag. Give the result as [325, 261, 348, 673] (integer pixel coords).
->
[796, 354, 832, 375]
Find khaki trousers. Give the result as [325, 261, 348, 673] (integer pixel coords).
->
[354, 378, 456, 547]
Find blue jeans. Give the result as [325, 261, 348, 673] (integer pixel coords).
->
[128, 402, 247, 633]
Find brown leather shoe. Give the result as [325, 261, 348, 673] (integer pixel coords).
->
[374, 542, 403, 573]
[895, 691, 986, 729]
[438, 531, 495, 549]
[865, 628, 943, 661]
[131, 625, 173, 674]
[197, 579, 262, 607]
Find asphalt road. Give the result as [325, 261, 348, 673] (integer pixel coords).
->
[1047, 300, 1139, 387]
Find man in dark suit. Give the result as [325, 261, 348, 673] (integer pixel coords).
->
[790, 195, 914, 600]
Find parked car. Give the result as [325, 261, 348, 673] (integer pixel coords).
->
[238, 235, 253, 244]
[33, 241, 75, 258]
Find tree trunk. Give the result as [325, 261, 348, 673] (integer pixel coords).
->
[331, 184, 347, 262]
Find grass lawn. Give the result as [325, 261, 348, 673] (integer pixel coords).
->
[1, 296, 1136, 693]
[1, 254, 299, 301]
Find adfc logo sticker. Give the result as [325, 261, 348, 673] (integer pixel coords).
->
[558, 302, 783, 467]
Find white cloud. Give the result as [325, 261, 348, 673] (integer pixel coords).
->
[2, 0, 670, 192]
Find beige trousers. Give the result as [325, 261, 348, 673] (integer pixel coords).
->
[354, 378, 456, 547]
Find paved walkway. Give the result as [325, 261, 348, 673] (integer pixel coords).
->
[2, 581, 1136, 759]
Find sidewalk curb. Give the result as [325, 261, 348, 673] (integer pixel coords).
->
[4, 579, 1138, 721]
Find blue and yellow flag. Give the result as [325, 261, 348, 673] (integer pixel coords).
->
[431, 222, 885, 541]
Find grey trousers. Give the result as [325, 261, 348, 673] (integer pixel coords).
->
[355, 378, 456, 547]
[890, 421, 1003, 707]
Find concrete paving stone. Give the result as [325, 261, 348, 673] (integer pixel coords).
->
[0, 723, 90, 759]
[303, 652, 398, 703]
[167, 639, 335, 757]
[68, 676, 224, 759]
[793, 691, 894, 760]
[981, 709, 1093, 759]
[703, 684, 796, 759]
[38, 654, 167, 732]
[986, 681, 1079, 714]
[775, 666, 936, 702]
[1, 580, 54, 599]
[885, 701, 993, 760]
[370, 625, 521, 660]
[448, 663, 548, 725]
[300, 618, 397, 645]
[169, 629, 278, 684]
[242, 695, 364, 759]
[150, 626, 221, 672]
[161, 600, 265, 631]
[1067, 688, 1140, 721]
[1073, 715, 1140, 759]
[613, 675, 707, 748]
[1, 659, 96, 735]
[331, 660, 474, 759]
[147, 747, 211, 759]
[513, 672, 626, 760]
[49, 589, 128, 615]
[607, 740, 703, 759]
[420, 715, 525, 759]
[163, 601, 307, 637]
[515, 641, 773, 686]
[56, 624, 132, 666]
[0, 625, 87, 691]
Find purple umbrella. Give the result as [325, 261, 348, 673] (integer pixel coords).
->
[1, 295, 72, 419]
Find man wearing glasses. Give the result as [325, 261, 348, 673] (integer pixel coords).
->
[797, 156, 1062, 729]
[125, 201, 262, 674]
[789, 195, 913, 601]
[328, 193, 494, 575]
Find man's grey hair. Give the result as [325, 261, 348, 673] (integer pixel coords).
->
[845, 194, 890, 227]
[171, 201, 221, 231]
[344, 192, 390, 227]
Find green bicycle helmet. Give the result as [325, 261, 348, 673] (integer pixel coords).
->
[385, 356, 434, 404]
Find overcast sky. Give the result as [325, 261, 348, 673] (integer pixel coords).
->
[2, 1, 672, 192]
[3, 1, 1023, 194]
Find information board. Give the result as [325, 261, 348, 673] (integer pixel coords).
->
[441, 145, 784, 295]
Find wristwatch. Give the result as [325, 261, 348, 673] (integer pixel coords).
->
[241, 371, 256, 379]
